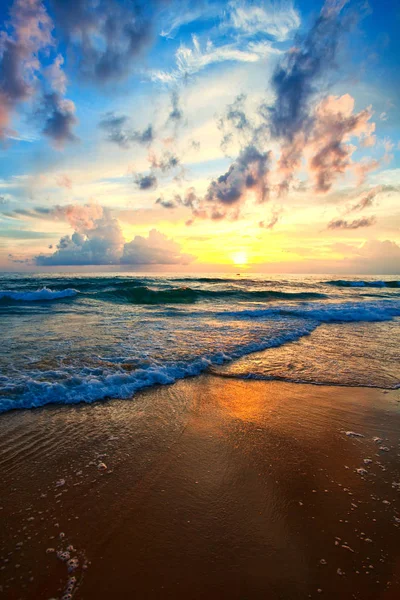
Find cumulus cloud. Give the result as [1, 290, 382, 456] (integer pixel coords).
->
[99, 112, 153, 148]
[327, 216, 376, 230]
[34, 203, 192, 266]
[121, 229, 192, 265]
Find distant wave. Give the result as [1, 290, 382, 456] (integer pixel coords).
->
[0, 287, 78, 302]
[101, 285, 327, 304]
[221, 300, 400, 324]
[325, 280, 400, 288]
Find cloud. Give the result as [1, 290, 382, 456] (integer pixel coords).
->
[261, 0, 364, 194]
[168, 90, 183, 122]
[217, 93, 255, 151]
[0, 0, 77, 145]
[155, 196, 176, 209]
[327, 216, 376, 230]
[121, 229, 192, 265]
[55, 174, 73, 189]
[34, 203, 192, 266]
[135, 173, 158, 190]
[150, 33, 280, 82]
[268, 0, 349, 142]
[227, 0, 300, 42]
[206, 145, 270, 207]
[344, 186, 382, 214]
[309, 94, 375, 193]
[99, 112, 153, 148]
[149, 150, 180, 172]
[37, 92, 78, 147]
[49, 0, 165, 83]
[0, 0, 53, 138]
[259, 207, 282, 229]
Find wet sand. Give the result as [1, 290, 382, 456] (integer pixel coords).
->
[1, 377, 400, 599]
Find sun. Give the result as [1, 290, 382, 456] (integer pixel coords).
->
[232, 251, 248, 266]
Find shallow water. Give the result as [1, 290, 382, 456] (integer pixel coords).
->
[1, 273, 399, 412]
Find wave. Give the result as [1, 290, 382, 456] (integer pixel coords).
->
[0, 323, 316, 413]
[211, 371, 400, 390]
[101, 285, 327, 304]
[220, 300, 400, 324]
[325, 279, 400, 288]
[0, 287, 78, 302]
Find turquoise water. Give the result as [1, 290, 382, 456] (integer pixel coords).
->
[1, 273, 399, 412]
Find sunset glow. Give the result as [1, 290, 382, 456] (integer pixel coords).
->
[0, 0, 398, 274]
[232, 251, 248, 266]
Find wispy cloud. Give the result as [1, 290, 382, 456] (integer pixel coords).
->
[150, 35, 281, 82]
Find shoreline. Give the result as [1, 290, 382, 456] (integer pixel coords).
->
[1, 376, 400, 599]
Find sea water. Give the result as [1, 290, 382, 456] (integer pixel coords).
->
[0, 273, 399, 412]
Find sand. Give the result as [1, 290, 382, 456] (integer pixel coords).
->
[1, 377, 400, 599]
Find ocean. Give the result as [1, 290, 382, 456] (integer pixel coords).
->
[1, 273, 399, 413]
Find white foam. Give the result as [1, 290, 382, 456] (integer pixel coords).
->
[0, 287, 78, 302]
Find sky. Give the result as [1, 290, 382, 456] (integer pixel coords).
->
[0, 0, 399, 273]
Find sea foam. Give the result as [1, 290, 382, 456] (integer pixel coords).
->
[0, 287, 78, 302]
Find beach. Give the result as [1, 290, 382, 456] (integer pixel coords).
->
[1, 376, 400, 599]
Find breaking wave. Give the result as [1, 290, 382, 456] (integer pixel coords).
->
[0, 287, 78, 302]
[101, 286, 327, 304]
[325, 279, 400, 288]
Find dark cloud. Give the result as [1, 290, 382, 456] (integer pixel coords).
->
[165, 145, 270, 221]
[135, 173, 158, 190]
[267, 0, 349, 142]
[0, 0, 53, 139]
[205, 145, 270, 207]
[50, 0, 165, 83]
[37, 92, 78, 147]
[175, 2, 352, 218]
[263, 0, 371, 194]
[162, 144, 270, 221]
[99, 112, 153, 148]
[155, 197, 176, 209]
[327, 216, 376, 230]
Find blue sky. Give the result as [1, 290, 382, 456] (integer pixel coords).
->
[0, 0, 399, 272]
